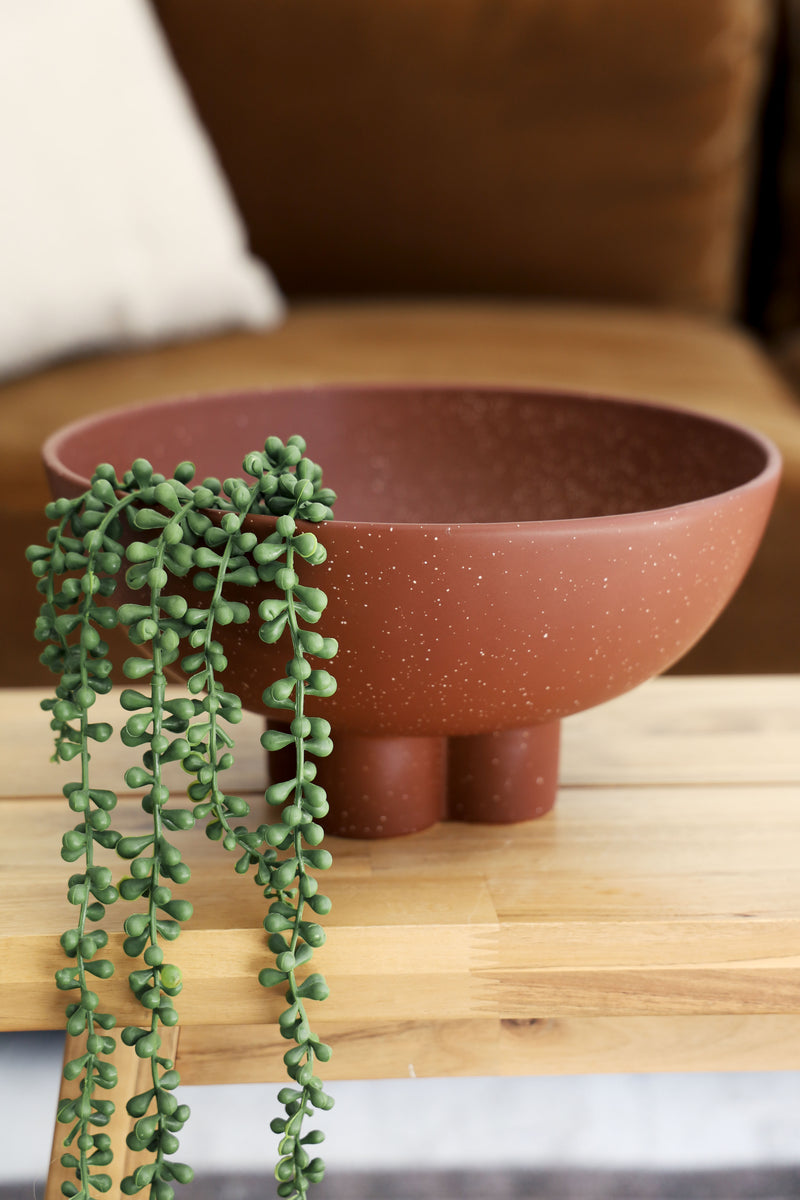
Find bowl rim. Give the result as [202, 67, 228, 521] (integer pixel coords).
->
[41, 381, 783, 532]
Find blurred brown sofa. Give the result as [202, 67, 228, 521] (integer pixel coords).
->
[3, 0, 800, 685]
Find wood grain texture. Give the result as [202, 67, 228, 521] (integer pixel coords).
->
[175, 1015, 800, 1084]
[3, 678, 800, 1078]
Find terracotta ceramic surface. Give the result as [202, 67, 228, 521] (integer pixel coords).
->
[42, 385, 780, 836]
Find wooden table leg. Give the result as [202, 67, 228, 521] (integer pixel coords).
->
[46, 1026, 180, 1198]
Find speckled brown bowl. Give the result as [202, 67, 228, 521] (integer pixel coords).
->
[43, 384, 780, 836]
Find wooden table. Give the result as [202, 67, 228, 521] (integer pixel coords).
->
[1, 677, 799, 1190]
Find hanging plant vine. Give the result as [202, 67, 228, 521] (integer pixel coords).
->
[28, 435, 337, 1199]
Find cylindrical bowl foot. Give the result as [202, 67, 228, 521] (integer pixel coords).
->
[313, 732, 447, 838]
[447, 721, 561, 823]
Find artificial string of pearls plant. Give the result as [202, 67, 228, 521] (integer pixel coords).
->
[28, 435, 338, 1200]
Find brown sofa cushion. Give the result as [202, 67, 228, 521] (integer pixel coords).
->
[3, 300, 798, 684]
[153, 0, 773, 316]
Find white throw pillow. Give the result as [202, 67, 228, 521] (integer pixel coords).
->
[0, 0, 284, 380]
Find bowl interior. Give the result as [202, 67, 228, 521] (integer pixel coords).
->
[47, 386, 770, 524]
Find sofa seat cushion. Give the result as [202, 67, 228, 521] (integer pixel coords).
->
[3, 300, 798, 682]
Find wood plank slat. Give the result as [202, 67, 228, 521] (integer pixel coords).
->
[176, 1014, 800, 1084]
[561, 675, 800, 786]
[4, 786, 800, 1028]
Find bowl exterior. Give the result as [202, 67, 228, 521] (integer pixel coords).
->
[41, 385, 781, 737]
[219, 478, 778, 735]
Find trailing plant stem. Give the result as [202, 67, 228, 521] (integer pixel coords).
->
[144, 537, 169, 1177]
[43, 496, 132, 1196]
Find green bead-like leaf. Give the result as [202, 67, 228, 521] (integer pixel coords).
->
[116, 834, 154, 860]
[261, 728, 294, 752]
[259, 614, 289, 644]
[123, 656, 154, 680]
[126, 541, 158, 564]
[306, 669, 337, 697]
[259, 967, 288, 989]
[272, 858, 299, 890]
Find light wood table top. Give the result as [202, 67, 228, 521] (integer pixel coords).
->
[2, 676, 799, 1081]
